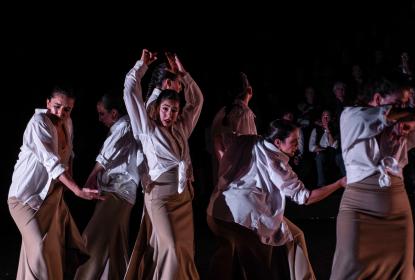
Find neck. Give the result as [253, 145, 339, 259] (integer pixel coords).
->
[242, 95, 250, 106]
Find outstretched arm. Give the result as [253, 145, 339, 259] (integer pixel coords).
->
[59, 171, 104, 200]
[305, 177, 346, 205]
[387, 107, 415, 122]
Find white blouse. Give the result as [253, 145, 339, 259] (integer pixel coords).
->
[96, 115, 141, 204]
[308, 127, 338, 152]
[341, 106, 415, 187]
[8, 109, 73, 210]
[123, 60, 203, 193]
[207, 135, 310, 246]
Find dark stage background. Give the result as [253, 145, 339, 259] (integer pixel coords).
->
[1, 2, 415, 279]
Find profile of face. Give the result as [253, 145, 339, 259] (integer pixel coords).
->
[275, 128, 299, 157]
[97, 101, 117, 127]
[46, 93, 75, 123]
[159, 98, 180, 127]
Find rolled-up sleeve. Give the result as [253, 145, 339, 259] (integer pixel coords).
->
[269, 158, 310, 205]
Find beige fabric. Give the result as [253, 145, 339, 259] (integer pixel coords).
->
[74, 193, 133, 280]
[8, 184, 88, 280]
[331, 174, 414, 280]
[125, 169, 199, 280]
[207, 215, 315, 280]
[284, 218, 316, 280]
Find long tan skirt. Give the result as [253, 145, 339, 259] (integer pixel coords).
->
[125, 169, 199, 280]
[8, 184, 88, 280]
[207, 215, 315, 280]
[330, 174, 414, 280]
[74, 193, 133, 280]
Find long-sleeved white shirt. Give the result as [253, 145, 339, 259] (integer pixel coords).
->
[96, 115, 141, 204]
[207, 135, 310, 246]
[9, 109, 73, 210]
[123, 60, 203, 193]
[308, 127, 338, 152]
[341, 106, 415, 187]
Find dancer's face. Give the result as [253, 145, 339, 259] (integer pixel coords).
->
[275, 128, 299, 157]
[159, 99, 180, 127]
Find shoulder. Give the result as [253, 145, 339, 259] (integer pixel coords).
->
[31, 110, 51, 127]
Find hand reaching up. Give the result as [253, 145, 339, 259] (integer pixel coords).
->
[166, 52, 186, 75]
[141, 49, 157, 66]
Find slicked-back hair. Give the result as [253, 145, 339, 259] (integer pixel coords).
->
[265, 119, 298, 143]
[98, 93, 127, 116]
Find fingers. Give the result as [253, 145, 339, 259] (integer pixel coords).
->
[141, 49, 158, 65]
[83, 188, 99, 193]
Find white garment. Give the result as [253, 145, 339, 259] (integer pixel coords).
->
[123, 60, 203, 193]
[341, 106, 415, 187]
[96, 115, 141, 204]
[308, 127, 338, 152]
[207, 135, 310, 246]
[8, 109, 72, 210]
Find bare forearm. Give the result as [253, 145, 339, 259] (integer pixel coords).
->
[58, 172, 81, 195]
[306, 180, 343, 205]
[387, 107, 415, 122]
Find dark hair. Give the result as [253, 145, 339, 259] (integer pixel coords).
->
[157, 89, 181, 105]
[148, 89, 183, 121]
[357, 78, 402, 105]
[49, 85, 75, 100]
[265, 119, 298, 143]
[146, 63, 178, 101]
[222, 72, 251, 126]
[98, 93, 126, 116]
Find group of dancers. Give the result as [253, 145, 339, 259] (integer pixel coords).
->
[8, 48, 415, 279]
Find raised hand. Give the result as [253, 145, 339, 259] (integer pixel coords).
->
[141, 49, 157, 66]
[166, 52, 186, 74]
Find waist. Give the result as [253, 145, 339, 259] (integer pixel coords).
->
[348, 173, 404, 191]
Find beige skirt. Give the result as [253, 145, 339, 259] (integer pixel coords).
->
[125, 168, 199, 280]
[8, 184, 88, 280]
[331, 174, 414, 280]
[74, 192, 133, 280]
[207, 215, 315, 280]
